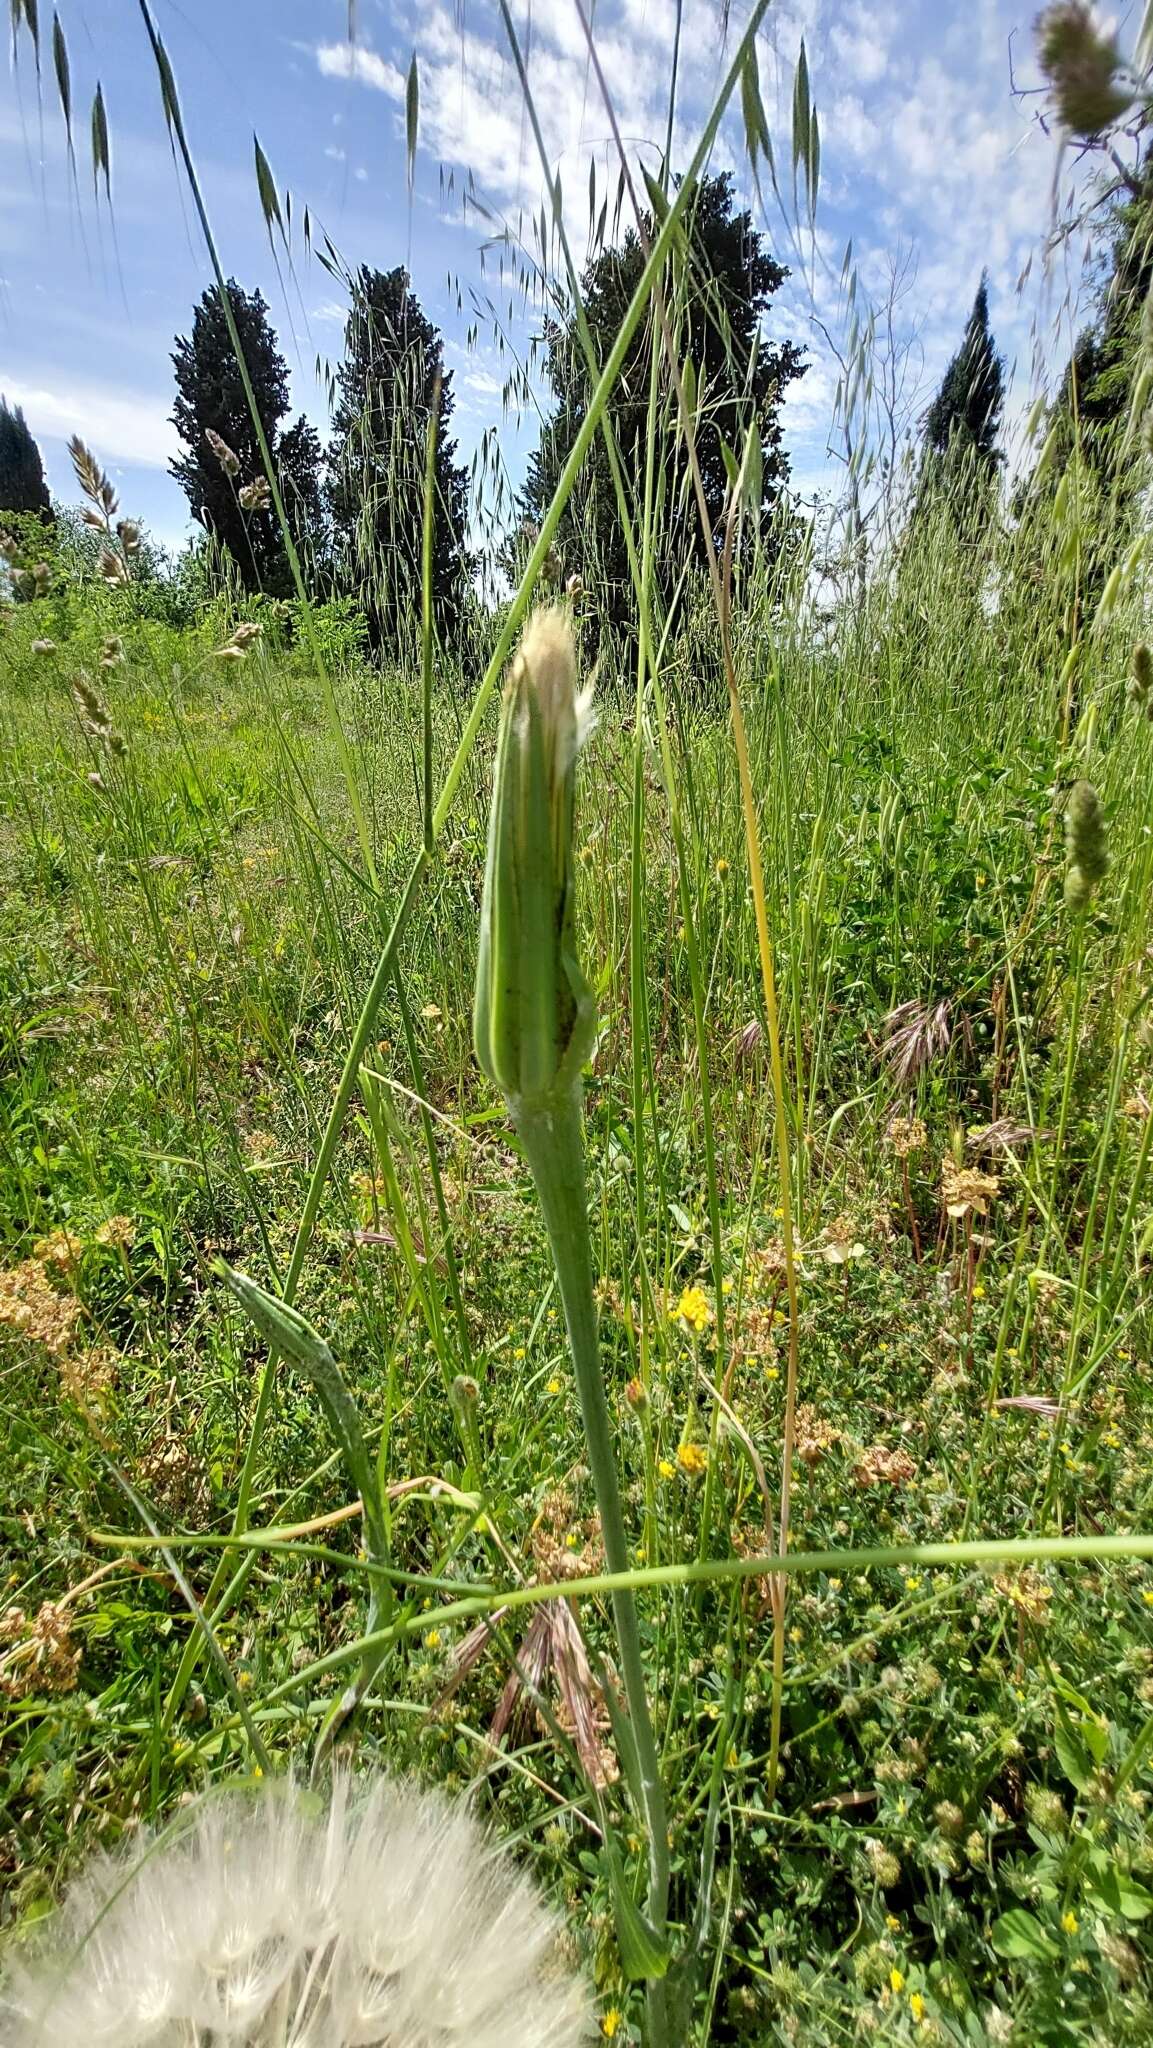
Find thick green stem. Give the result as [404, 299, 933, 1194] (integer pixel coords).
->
[516, 1089, 669, 2041]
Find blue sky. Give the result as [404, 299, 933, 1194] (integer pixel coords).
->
[0, 0, 1096, 557]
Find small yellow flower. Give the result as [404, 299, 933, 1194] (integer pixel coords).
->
[658, 1458, 676, 1479]
[890, 1968, 905, 1995]
[676, 1442, 708, 1475]
[885, 1913, 900, 1932]
[1062, 1909, 1079, 1934]
[1142, 1589, 1153, 1606]
[715, 858, 729, 877]
[766, 1365, 779, 1380]
[546, 1376, 563, 1394]
[909, 1991, 925, 2023]
[424, 1629, 441, 1649]
[514, 1345, 526, 1360]
[904, 1576, 922, 1592]
[672, 1285, 710, 1334]
[602, 2010, 622, 2038]
[972, 1283, 986, 1300]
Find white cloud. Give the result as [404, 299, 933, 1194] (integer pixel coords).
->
[315, 40, 405, 96]
[1, 374, 176, 469]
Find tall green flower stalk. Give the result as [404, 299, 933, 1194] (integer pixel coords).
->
[474, 608, 670, 2041]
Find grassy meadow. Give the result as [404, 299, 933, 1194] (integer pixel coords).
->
[5, 496, 1153, 2044]
[5, 5, 1153, 2043]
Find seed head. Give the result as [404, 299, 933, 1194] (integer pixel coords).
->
[1036, 3, 1132, 137]
[1064, 779, 1108, 904]
[473, 608, 597, 1111]
[1130, 642, 1153, 718]
[68, 435, 118, 519]
[0, 1771, 590, 2048]
[116, 518, 141, 555]
[238, 476, 272, 512]
[205, 426, 242, 479]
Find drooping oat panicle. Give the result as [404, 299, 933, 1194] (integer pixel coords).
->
[0, 1772, 591, 2048]
[473, 606, 597, 1111]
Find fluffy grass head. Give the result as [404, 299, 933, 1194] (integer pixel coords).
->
[1, 1772, 591, 2048]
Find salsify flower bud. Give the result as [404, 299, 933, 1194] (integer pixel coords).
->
[474, 607, 597, 1112]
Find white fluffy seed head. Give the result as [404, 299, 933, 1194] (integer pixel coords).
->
[1, 1774, 592, 2048]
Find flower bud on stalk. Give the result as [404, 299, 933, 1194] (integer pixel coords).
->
[472, 608, 671, 2021]
[474, 607, 596, 1115]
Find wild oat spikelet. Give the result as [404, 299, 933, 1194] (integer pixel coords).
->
[238, 476, 272, 512]
[68, 434, 118, 519]
[205, 426, 241, 479]
[1036, 2, 1132, 137]
[0, 1772, 591, 2048]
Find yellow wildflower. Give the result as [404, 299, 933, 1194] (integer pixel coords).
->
[909, 1991, 925, 2022]
[658, 1458, 676, 1479]
[547, 1376, 563, 1395]
[890, 1969, 905, 1995]
[676, 1442, 708, 1475]
[1062, 1909, 1078, 1934]
[672, 1285, 710, 1334]
[602, 2010, 622, 2038]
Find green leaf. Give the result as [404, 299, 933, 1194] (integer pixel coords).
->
[808, 105, 820, 212]
[1054, 1717, 1093, 1791]
[1087, 1870, 1153, 1922]
[991, 1909, 1058, 1961]
[602, 1832, 669, 1982]
[405, 52, 418, 189]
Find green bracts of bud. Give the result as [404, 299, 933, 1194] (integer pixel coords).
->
[474, 607, 597, 1111]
